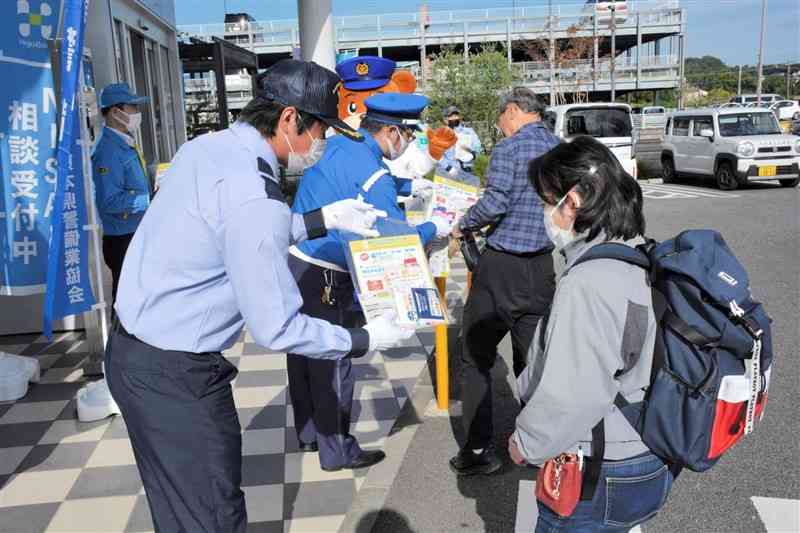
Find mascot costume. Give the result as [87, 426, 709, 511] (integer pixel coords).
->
[335, 56, 457, 181]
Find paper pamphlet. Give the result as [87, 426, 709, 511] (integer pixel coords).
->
[425, 175, 480, 276]
[345, 229, 447, 329]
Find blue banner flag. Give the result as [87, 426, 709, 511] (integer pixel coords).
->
[0, 0, 63, 295]
[43, 0, 95, 338]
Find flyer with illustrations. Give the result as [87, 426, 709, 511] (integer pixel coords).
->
[425, 175, 480, 276]
[346, 232, 448, 329]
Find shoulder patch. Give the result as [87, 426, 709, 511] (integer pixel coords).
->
[98, 166, 109, 175]
[257, 157, 285, 203]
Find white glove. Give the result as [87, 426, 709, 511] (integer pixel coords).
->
[411, 179, 434, 199]
[364, 312, 416, 352]
[426, 215, 453, 238]
[321, 199, 387, 238]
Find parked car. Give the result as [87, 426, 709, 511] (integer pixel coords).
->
[545, 103, 637, 178]
[581, 0, 628, 25]
[718, 102, 742, 109]
[730, 93, 783, 106]
[661, 108, 800, 190]
[769, 100, 800, 121]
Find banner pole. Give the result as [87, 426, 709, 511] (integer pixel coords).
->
[79, 54, 108, 372]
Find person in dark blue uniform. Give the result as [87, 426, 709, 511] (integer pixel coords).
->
[287, 93, 452, 472]
[106, 60, 415, 533]
[91, 83, 151, 305]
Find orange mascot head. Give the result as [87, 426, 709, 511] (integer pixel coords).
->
[335, 56, 417, 130]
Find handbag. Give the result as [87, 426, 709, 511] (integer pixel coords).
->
[459, 232, 482, 272]
[535, 451, 584, 518]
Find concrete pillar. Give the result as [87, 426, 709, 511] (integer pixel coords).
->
[506, 18, 512, 64]
[464, 22, 469, 63]
[378, 16, 383, 57]
[297, 0, 336, 70]
[636, 14, 642, 90]
[593, 14, 598, 91]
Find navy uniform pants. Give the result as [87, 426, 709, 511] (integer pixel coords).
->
[105, 323, 246, 533]
[286, 255, 365, 470]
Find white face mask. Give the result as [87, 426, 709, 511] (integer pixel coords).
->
[386, 127, 410, 160]
[543, 190, 578, 251]
[116, 109, 142, 134]
[284, 130, 326, 173]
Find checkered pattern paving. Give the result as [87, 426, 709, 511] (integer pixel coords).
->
[0, 260, 471, 532]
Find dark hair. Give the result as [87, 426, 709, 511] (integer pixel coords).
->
[360, 116, 414, 137]
[359, 115, 387, 135]
[101, 104, 124, 117]
[529, 136, 645, 241]
[238, 97, 318, 138]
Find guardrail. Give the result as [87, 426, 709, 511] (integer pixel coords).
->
[178, 1, 682, 46]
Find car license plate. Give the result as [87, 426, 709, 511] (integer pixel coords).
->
[758, 166, 777, 177]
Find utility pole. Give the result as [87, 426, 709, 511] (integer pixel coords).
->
[787, 62, 792, 98]
[737, 64, 743, 96]
[610, 6, 618, 101]
[755, 0, 767, 105]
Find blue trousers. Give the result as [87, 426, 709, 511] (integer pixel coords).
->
[287, 255, 365, 470]
[535, 452, 677, 533]
[105, 324, 245, 533]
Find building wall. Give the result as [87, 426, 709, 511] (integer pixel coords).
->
[86, 0, 186, 170]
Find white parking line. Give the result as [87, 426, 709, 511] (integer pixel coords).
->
[641, 183, 740, 200]
[751, 496, 800, 533]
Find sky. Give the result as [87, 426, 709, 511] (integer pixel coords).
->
[174, 0, 799, 65]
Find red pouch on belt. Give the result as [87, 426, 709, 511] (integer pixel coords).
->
[535, 453, 583, 518]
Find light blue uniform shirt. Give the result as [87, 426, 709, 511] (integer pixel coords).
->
[115, 122, 366, 357]
[91, 126, 151, 236]
[292, 130, 436, 270]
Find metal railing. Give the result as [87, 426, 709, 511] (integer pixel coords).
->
[178, 1, 682, 47]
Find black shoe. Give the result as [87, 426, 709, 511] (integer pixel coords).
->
[449, 447, 503, 476]
[321, 450, 386, 472]
[298, 441, 318, 453]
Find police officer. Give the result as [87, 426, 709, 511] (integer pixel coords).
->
[106, 60, 414, 533]
[440, 105, 482, 174]
[287, 93, 452, 472]
[92, 83, 151, 305]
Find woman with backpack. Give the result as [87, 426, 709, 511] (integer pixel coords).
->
[509, 135, 678, 532]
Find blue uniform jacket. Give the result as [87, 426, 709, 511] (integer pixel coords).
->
[293, 130, 436, 270]
[91, 127, 151, 236]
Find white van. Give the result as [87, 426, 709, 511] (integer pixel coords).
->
[730, 94, 783, 106]
[544, 103, 638, 178]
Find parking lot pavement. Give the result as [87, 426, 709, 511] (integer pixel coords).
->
[364, 183, 800, 533]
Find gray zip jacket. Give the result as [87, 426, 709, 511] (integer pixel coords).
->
[514, 232, 656, 464]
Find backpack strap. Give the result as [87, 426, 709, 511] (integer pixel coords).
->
[581, 421, 606, 501]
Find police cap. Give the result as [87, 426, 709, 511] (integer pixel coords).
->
[335, 56, 396, 91]
[364, 93, 429, 131]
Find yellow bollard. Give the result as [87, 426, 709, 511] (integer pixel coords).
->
[434, 276, 449, 410]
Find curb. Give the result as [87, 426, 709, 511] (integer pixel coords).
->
[338, 342, 438, 533]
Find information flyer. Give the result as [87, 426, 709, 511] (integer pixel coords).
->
[426, 175, 480, 276]
[347, 234, 447, 329]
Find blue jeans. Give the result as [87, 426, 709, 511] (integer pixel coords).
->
[535, 452, 676, 533]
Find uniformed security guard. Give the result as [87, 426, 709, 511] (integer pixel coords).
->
[287, 93, 452, 472]
[106, 60, 414, 533]
[92, 83, 151, 304]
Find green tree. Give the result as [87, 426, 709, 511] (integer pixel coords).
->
[424, 44, 520, 156]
